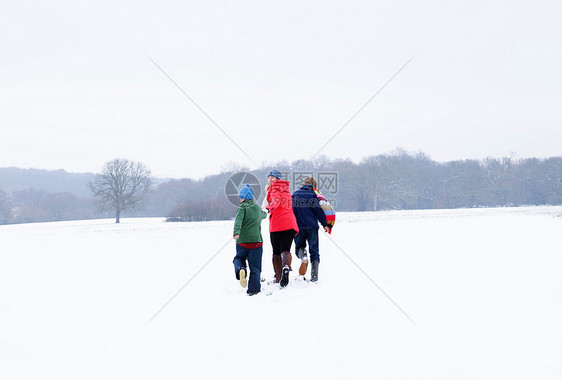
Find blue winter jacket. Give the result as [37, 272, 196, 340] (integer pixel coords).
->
[292, 185, 328, 229]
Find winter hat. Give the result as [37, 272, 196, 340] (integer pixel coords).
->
[267, 170, 283, 179]
[238, 184, 255, 200]
[303, 176, 318, 188]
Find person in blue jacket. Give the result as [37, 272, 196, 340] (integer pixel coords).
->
[292, 177, 330, 282]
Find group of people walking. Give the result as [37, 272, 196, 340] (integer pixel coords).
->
[232, 170, 333, 296]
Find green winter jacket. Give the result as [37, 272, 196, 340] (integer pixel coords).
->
[233, 200, 267, 244]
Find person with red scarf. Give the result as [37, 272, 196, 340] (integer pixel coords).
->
[264, 170, 299, 287]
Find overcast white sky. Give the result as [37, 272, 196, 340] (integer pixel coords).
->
[1, 0, 561, 179]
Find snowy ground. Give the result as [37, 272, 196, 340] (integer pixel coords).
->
[1, 206, 561, 379]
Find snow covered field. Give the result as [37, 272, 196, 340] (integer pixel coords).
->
[1, 206, 561, 379]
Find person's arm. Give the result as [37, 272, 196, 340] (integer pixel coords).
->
[261, 183, 271, 211]
[313, 197, 328, 227]
[261, 196, 269, 212]
[267, 190, 281, 212]
[233, 206, 245, 238]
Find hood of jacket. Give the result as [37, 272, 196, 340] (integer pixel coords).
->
[268, 179, 291, 194]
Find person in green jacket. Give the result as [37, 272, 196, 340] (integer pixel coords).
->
[233, 184, 267, 295]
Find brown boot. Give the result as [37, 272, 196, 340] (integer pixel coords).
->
[280, 251, 291, 287]
[299, 256, 309, 276]
[272, 255, 282, 283]
[297, 248, 308, 276]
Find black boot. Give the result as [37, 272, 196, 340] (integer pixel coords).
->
[310, 260, 319, 282]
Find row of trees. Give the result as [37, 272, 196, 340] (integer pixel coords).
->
[353, 151, 562, 211]
[158, 151, 562, 220]
[1, 152, 561, 225]
[0, 188, 101, 224]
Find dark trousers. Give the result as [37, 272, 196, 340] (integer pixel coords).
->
[294, 226, 320, 262]
[233, 244, 263, 294]
[270, 229, 297, 255]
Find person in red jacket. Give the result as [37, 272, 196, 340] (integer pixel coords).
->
[265, 170, 299, 287]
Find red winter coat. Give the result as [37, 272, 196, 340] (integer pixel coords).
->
[266, 180, 299, 234]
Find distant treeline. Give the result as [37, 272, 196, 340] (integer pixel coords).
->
[1, 150, 561, 225]
[0, 187, 104, 224]
[0, 167, 94, 197]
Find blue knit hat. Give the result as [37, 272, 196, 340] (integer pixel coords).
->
[238, 184, 255, 200]
[267, 170, 282, 179]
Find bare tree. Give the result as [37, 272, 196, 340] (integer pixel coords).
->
[89, 159, 154, 223]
